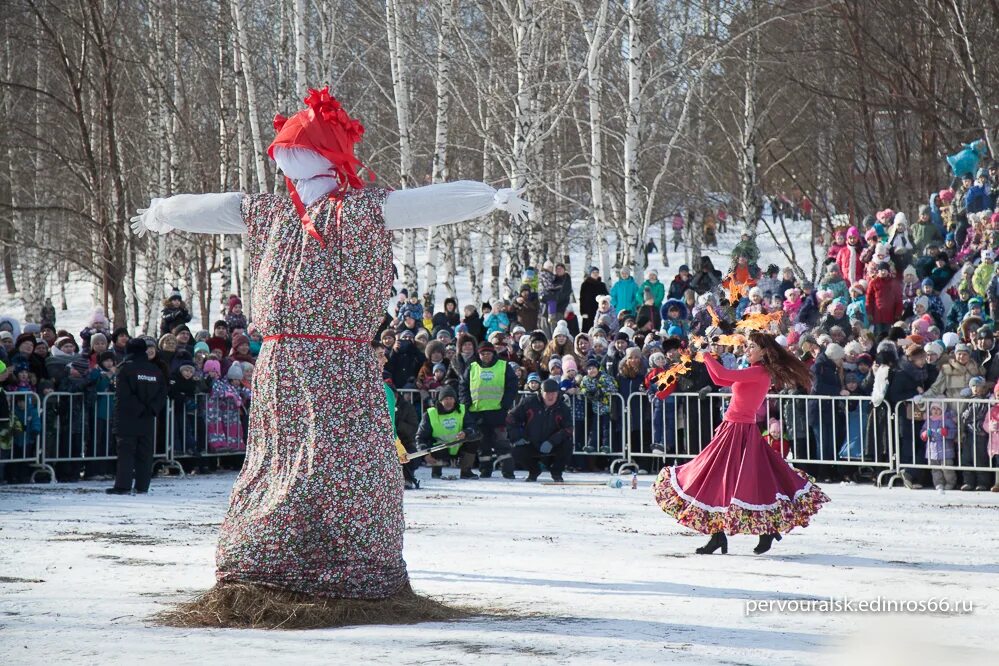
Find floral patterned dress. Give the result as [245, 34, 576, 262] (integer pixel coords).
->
[215, 187, 407, 599]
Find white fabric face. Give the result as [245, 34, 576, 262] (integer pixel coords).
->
[272, 147, 339, 204]
[272, 146, 334, 180]
[294, 176, 339, 205]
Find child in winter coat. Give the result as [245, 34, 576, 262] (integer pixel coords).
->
[483, 301, 511, 337]
[783, 288, 803, 322]
[559, 356, 586, 444]
[225, 295, 248, 333]
[819, 263, 850, 302]
[826, 228, 847, 261]
[983, 383, 999, 492]
[921, 404, 957, 490]
[203, 359, 244, 453]
[642, 352, 670, 453]
[539, 260, 558, 320]
[839, 371, 868, 460]
[579, 357, 618, 454]
[398, 293, 424, 324]
[959, 376, 993, 491]
[763, 418, 791, 458]
[169, 359, 203, 456]
[973, 249, 996, 297]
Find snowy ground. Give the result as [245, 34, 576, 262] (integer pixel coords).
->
[1, 470, 997, 665]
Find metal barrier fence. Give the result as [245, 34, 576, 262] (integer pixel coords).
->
[0, 391, 51, 482]
[889, 397, 999, 489]
[624, 391, 897, 486]
[168, 394, 249, 469]
[10, 388, 999, 487]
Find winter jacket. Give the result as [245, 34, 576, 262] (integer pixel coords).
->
[506, 394, 573, 448]
[638, 280, 665, 310]
[911, 220, 942, 253]
[483, 311, 510, 337]
[666, 276, 691, 301]
[578, 371, 618, 415]
[797, 293, 820, 327]
[385, 342, 427, 389]
[921, 413, 957, 461]
[458, 358, 520, 423]
[159, 303, 192, 336]
[972, 261, 996, 297]
[984, 404, 999, 458]
[965, 184, 992, 214]
[926, 357, 982, 399]
[113, 353, 168, 438]
[610, 276, 640, 314]
[865, 276, 903, 325]
[579, 277, 609, 328]
[835, 244, 865, 286]
[689, 269, 722, 295]
[512, 291, 541, 331]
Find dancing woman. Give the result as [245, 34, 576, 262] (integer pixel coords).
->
[652, 332, 829, 555]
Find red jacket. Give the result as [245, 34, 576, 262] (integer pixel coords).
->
[865, 276, 903, 325]
[835, 243, 865, 286]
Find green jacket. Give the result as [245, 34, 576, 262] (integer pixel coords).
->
[638, 280, 665, 310]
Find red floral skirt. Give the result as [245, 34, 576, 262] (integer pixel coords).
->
[652, 420, 830, 535]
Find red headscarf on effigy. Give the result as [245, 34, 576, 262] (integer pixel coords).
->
[268, 87, 373, 247]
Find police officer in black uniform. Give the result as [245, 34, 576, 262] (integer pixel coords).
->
[107, 338, 168, 495]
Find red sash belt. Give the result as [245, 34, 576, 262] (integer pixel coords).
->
[263, 333, 369, 344]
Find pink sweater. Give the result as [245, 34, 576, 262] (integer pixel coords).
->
[703, 354, 771, 424]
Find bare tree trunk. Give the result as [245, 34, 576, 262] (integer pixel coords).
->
[293, 0, 307, 94]
[386, 0, 418, 294]
[422, 0, 457, 311]
[231, 0, 269, 191]
[624, 0, 645, 276]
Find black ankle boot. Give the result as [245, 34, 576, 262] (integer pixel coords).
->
[695, 532, 728, 554]
[754, 533, 782, 554]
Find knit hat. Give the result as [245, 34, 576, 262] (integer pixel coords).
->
[955, 343, 972, 354]
[844, 341, 865, 357]
[666, 325, 683, 338]
[203, 359, 221, 375]
[548, 357, 562, 369]
[914, 296, 929, 311]
[193, 341, 210, 355]
[227, 363, 244, 380]
[970, 376, 988, 389]
[69, 357, 89, 375]
[824, 343, 846, 361]
[125, 338, 147, 356]
[923, 341, 944, 357]
[938, 189, 955, 203]
[615, 332, 630, 342]
[530, 330, 548, 344]
[432, 363, 446, 374]
[552, 320, 570, 338]
[526, 372, 541, 384]
[595, 294, 611, 305]
[90, 332, 107, 347]
[619, 326, 635, 340]
[585, 356, 600, 369]
[477, 341, 495, 354]
[561, 355, 578, 373]
[920, 278, 934, 288]
[398, 329, 415, 339]
[541, 378, 561, 393]
[649, 352, 666, 366]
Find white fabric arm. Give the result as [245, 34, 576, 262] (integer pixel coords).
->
[130, 192, 247, 237]
[382, 181, 533, 230]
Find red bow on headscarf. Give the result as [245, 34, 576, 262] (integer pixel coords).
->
[268, 87, 375, 246]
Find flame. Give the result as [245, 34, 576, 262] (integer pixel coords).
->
[655, 352, 692, 393]
[738, 310, 784, 332]
[707, 305, 722, 328]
